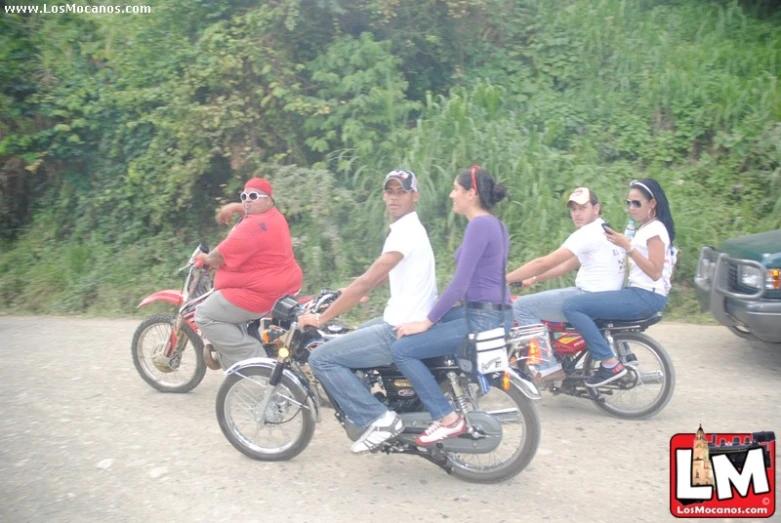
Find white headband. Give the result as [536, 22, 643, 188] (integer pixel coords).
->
[630, 180, 655, 200]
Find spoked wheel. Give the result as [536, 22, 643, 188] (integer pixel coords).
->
[216, 365, 316, 461]
[131, 312, 207, 393]
[445, 378, 541, 484]
[584, 332, 675, 419]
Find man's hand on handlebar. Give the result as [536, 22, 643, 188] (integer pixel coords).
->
[193, 251, 210, 269]
[300, 289, 345, 327]
[297, 313, 321, 329]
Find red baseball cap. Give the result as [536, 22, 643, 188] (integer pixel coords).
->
[244, 177, 272, 197]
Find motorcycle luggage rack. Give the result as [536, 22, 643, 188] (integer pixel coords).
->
[507, 324, 550, 350]
[507, 324, 556, 367]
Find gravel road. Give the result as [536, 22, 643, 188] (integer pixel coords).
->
[0, 316, 779, 523]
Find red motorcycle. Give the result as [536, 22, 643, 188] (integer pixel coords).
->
[507, 304, 675, 420]
[131, 243, 316, 393]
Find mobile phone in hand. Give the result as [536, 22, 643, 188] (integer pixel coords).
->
[601, 222, 615, 235]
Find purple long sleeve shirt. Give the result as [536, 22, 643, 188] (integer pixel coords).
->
[427, 215, 511, 324]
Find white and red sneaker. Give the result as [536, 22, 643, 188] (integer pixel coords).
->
[415, 416, 467, 446]
[350, 410, 404, 454]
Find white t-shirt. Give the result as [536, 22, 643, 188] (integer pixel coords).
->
[562, 218, 626, 292]
[627, 220, 674, 296]
[381, 212, 438, 326]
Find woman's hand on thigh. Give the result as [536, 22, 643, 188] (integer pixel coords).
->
[394, 319, 433, 339]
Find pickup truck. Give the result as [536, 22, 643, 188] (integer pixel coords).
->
[694, 229, 781, 344]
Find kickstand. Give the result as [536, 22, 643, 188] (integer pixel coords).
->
[425, 446, 454, 475]
[377, 441, 455, 475]
[590, 390, 607, 403]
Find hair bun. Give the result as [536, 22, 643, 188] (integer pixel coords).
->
[491, 182, 508, 204]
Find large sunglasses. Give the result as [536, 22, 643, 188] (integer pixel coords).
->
[626, 199, 649, 208]
[240, 191, 270, 202]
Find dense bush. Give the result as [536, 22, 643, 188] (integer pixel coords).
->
[1, 0, 779, 320]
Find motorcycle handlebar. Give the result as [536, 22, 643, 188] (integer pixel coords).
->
[179, 243, 212, 273]
[313, 289, 341, 312]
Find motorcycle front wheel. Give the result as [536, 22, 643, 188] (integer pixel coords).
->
[446, 378, 541, 484]
[216, 365, 316, 461]
[131, 312, 207, 393]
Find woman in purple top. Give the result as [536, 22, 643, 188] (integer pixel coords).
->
[392, 166, 512, 445]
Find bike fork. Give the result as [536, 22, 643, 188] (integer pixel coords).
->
[163, 316, 187, 358]
[254, 359, 287, 427]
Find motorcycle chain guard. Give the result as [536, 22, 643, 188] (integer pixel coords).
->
[397, 412, 502, 454]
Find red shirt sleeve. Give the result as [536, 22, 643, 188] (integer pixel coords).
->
[217, 216, 267, 269]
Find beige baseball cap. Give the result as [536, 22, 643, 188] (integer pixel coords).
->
[567, 187, 598, 205]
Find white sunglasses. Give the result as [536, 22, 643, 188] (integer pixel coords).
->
[240, 191, 270, 202]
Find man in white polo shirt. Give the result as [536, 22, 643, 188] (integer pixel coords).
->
[507, 187, 626, 328]
[298, 169, 438, 454]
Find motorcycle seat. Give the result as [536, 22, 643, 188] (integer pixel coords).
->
[421, 355, 457, 368]
[594, 312, 663, 329]
[550, 312, 662, 332]
[354, 355, 457, 373]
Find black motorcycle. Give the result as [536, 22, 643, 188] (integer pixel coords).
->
[215, 291, 542, 484]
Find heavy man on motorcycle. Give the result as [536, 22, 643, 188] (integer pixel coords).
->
[194, 177, 303, 369]
[297, 169, 440, 454]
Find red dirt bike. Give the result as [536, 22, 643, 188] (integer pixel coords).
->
[131, 244, 316, 393]
[506, 301, 675, 420]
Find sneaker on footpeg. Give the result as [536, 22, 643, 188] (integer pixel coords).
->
[415, 416, 467, 446]
[350, 410, 404, 454]
[586, 362, 627, 388]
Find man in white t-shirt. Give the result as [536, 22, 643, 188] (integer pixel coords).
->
[298, 169, 438, 454]
[507, 187, 626, 329]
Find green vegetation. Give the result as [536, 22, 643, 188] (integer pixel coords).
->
[1, 0, 780, 323]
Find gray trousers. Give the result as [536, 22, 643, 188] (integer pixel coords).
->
[194, 290, 267, 369]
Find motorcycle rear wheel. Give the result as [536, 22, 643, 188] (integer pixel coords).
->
[131, 312, 207, 393]
[584, 331, 675, 419]
[446, 379, 541, 484]
[216, 365, 316, 461]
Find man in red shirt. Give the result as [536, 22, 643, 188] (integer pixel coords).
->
[194, 177, 303, 369]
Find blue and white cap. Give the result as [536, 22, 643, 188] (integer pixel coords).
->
[383, 169, 418, 192]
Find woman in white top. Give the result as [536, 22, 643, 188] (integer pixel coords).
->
[562, 178, 676, 388]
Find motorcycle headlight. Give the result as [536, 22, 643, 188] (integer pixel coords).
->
[738, 265, 764, 289]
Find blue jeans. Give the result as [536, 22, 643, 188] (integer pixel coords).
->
[561, 287, 668, 361]
[512, 287, 586, 325]
[307, 317, 396, 429]
[391, 306, 513, 420]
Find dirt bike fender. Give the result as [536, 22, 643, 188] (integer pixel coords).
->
[137, 290, 184, 308]
[497, 367, 542, 401]
[224, 357, 320, 423]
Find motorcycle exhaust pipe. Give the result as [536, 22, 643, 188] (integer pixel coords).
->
[483, 407, 522, 424]
[638, 370, 664, 384]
